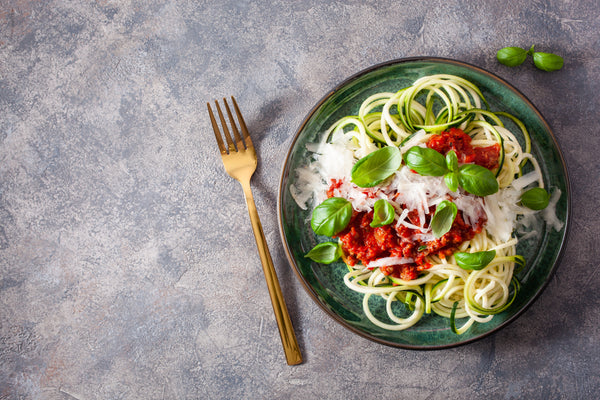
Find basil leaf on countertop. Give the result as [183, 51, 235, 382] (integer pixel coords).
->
[497, 46, 529, 67]
[533, 51, 564, 72]
[497, 45, 564, 72]
[310, 197, 352, 236]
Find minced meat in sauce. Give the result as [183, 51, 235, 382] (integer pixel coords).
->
[333, 127, 497, 281]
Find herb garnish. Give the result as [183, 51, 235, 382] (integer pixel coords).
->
[370, 199, 396, 227]
[497, 45, 564, 71]
[455, 250, 496, 270]
[520, 187, 550, 210]
[305, 242, 343, 264]
[310, 197, 352, 236]
[403, 146, 499, 196]
[351, 146, 403, 188]
[431, 200, 458, 238]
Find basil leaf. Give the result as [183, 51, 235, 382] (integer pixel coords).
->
[403, 146, 449, 176]
[311, 197, 352, 236]
[520, 187, 550, 210]
[455, 250, 496, 270]
[446, 150, 458, 172]
[497, 46, 528, 67]
[444, 171, 459, 192]
[370, 199, 395, 227]
[305, 242, 342, 264]
[351, 146, 402, 188]
[533, 52, 564, 71]
[457, 164, 499, 196]
[431, 200, 457, 238]
[498, 45, 564, 72]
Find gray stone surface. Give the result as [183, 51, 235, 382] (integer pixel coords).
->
[1, 0, 599, 399]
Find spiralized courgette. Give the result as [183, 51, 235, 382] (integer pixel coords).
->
[300, 74, 553, 333]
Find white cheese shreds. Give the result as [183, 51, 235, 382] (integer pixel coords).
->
[453, 195, 486, 228]
[543, 188, 564, 231]
[290, 139, 563, 245]
[511, 171, 541, 191]
[395, 208, 410, 228]
[481, 190, 517, 242]
[367, 257, 415, 268]
[289, 166, 326, 210]
[401, 220, 427, 232]
[399, 129, 428, 151]
[314, 142, 355, 180]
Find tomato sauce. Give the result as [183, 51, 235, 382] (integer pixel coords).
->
[327, 128, 497, 282]
[326, 179, 343, 198]
[335, 208, 485, 281]
[427, 127, 501, 170]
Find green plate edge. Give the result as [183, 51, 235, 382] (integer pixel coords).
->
[277, 57, 571, 350]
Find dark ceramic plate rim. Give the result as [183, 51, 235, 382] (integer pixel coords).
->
[277, 56, 571, 350]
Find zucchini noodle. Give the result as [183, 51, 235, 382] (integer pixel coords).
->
[295, 74, 559, 334]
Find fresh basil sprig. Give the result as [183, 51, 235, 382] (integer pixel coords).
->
[370, 199, 396, 227]
[403, 146, 448, 176]
[351, 146, 403, 188]
[444, 172, 459, 192]
[305, 242, 343, 264]
[497, 45, 564, 72]
[520, 187, 550, 210]
[533, 51, 564, 72]
[310, 197, 352, 236]
[455, 250, 496, 270]
[446, 150, 458, 172]
[431, 200, 458, 238]
[403, 146, 499, 196]
[444, 151, 459, 192]
[496, 46, 529, 67]
[457, 164, 499, 197]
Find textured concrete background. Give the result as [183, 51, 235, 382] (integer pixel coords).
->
[1, 0, 599, 399]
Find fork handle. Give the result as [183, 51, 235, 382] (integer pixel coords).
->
[240, 181, 303, 365]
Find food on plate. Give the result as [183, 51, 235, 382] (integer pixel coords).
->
[291, 74, 563, 333]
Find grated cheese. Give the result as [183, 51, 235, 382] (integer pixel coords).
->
[291, 141, 561, 246]
[367, 257, 415, 268]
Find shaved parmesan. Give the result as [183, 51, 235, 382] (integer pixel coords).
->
[543, 188, 564, 231]
[368, 257, 415, 268]
[511, 171, 541, 191]
[290, 135, 563, 247]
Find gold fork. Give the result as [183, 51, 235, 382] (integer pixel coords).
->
[207, 96, 302, 365]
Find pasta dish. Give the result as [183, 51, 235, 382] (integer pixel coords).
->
[291, 74, 563, 333]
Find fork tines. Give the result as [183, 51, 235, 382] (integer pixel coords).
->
[207, 96, 253, 154]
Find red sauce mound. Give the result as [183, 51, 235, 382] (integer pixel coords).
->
[326, 179, 344, 198]
[327, 128, 498, 282]
[336, 209, 485, 281]
[427, 127, 501, 170]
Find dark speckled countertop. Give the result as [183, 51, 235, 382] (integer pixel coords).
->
[1, 1, 599, 399]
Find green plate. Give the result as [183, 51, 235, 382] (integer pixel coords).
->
[277, 57, 570, 349]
